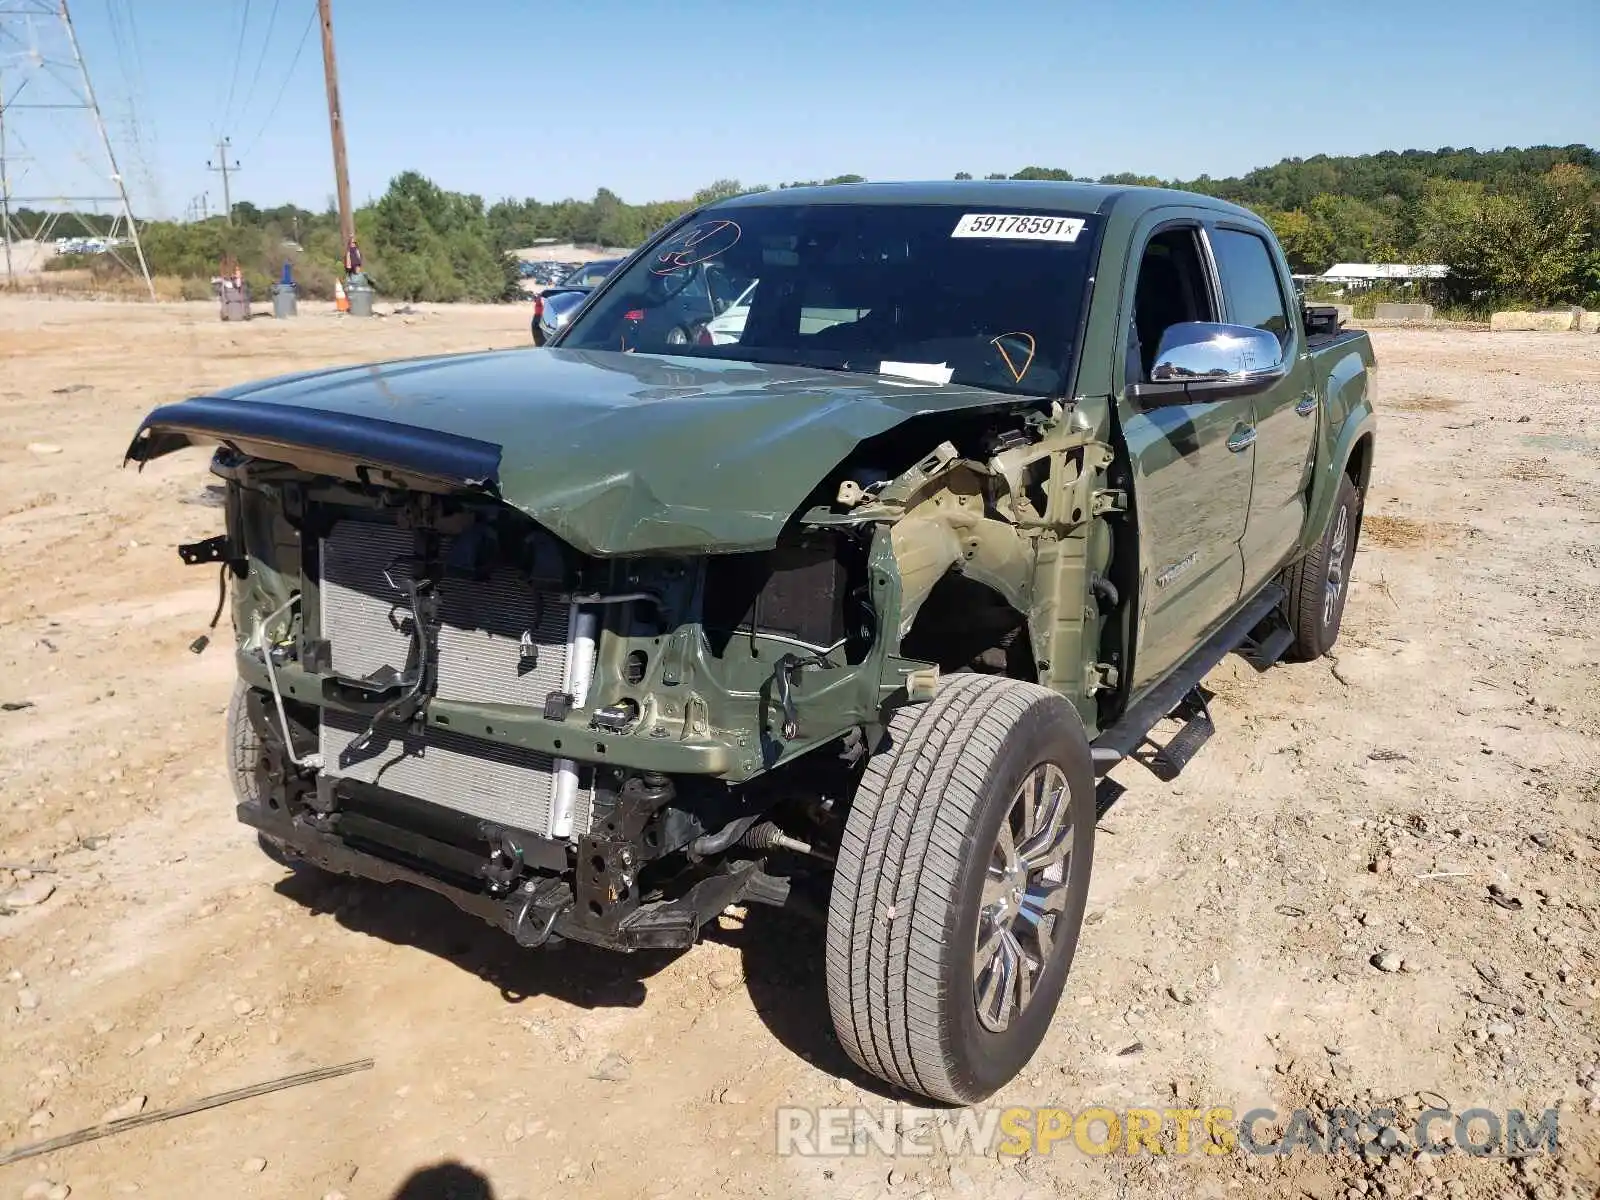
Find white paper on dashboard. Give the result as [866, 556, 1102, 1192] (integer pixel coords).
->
[878, 361, 954, 385]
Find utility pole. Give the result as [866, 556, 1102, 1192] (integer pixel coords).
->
[317, 0, 353, 245]
[207, 137, 240, 225]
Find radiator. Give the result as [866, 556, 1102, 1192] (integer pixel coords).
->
[316, 520, 594, 840]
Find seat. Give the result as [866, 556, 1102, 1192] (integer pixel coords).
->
[1133, 252, 1189, 378]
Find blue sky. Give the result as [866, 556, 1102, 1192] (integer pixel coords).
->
[50, 0, 1600, 218]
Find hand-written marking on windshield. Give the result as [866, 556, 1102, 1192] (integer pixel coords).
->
[650, 219, 742, 275]
[990, 332, 1037, 383]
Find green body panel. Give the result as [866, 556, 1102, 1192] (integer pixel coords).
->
[1101, 203, 1255, 692]
[1237, 227, 1321, 596]
[178, 347, 1029, 557]
[1078, 196, 1378, 701]
[1300, 339, 1379, 554]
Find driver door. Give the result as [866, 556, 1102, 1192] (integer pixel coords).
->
[1115, 218, 1254, 692]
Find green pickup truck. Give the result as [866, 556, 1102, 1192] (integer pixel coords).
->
[128, 180, 1375, 1105]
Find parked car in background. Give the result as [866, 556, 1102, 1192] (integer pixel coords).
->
[558, 260, 619, 289]
[530, 258, 623, 345]
[534, 256, 751, 349]
[620, 261, 753, 347]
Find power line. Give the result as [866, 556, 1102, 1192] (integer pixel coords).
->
[101, 0, 162, 216]
[236, 0, 282, 127]
[236, 2, 316, 160]
[219, 0, 254, 133]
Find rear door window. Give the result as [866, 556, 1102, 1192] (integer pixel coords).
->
[1209, 228, 1292, 346]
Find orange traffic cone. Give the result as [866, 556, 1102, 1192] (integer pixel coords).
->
[335, 277, 349, 313]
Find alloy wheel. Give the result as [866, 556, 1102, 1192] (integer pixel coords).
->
[1324, 503, 1350, 626]
[973, 762, 1073, 1033]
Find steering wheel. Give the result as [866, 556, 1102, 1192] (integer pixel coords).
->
[645, 266, 700, 304]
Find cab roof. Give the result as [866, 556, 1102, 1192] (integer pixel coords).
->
[712, 178, 1262, 223]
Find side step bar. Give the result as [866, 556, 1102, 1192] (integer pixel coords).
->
[1240, 623, 1294, 672]
[1090, 582, 1287, 775]
[1147, 687, 1214, 781]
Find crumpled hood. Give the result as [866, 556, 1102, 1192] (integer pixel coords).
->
[126, 346, 1024, 556]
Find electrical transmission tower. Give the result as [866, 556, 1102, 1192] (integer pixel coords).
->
[0, 0, 154, 297]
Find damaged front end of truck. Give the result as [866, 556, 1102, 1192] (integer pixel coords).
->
[125, 347, 1121, 954]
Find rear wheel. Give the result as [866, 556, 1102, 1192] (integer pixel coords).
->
[1285, 471, 1362, 660]
[825, 674, 1096, 1104]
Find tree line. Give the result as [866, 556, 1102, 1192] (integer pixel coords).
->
[27, 144, 1599, 308]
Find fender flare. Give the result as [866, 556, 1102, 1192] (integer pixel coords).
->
[1301, 411, 1376, 554]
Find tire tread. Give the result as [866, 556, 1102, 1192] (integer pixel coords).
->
[825, 674, 1070, 1103]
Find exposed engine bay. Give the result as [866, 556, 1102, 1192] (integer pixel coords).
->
[177, 396, 1123, 953]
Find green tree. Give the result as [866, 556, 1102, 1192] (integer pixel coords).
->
[692, 179, 746, 205]
[1010, 166, 1077, 181]
[1306, 193, 1397, 263]
[1266, 208, 1335, 273]
[1413, 171, 1593, 305]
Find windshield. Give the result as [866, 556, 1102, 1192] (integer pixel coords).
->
[559, 203, 1100, 396]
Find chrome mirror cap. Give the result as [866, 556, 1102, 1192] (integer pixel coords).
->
[1150, 322, 1285, 382]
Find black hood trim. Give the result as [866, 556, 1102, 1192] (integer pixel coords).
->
[125, 396, 504, 488]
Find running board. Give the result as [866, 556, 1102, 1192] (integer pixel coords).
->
[1090, 582, 1287, 774]
[1241, 623, 1294, 672]
[1147, 687, 1214, 781]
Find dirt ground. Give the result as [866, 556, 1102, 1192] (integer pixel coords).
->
[1, 298, 1597, 1200]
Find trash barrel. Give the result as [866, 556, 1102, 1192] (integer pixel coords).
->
[271, 283, 298, 319]
[346, 275, 375, 317]
[219, 283, 251, 321]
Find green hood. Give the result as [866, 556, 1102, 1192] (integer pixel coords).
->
[127, 347, 1025, 556]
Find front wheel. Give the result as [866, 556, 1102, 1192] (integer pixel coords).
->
[1285, 471, 1362, 660]
[825, 674, 1096, 1104]
[227, 681, 323, 876]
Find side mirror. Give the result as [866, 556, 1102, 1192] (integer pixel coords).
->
[1133, 322, 1287, 405]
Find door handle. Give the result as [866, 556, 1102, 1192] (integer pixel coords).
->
[1295, 393, 1318, 417]
[1227, 425, 1257, 453]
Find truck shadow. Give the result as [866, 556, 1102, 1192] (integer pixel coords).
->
[391, 1161, 496, 1199]
[272, 868, 684, 1009]
[270, 865, 912, 1098]
[703, 907, 929, 1103]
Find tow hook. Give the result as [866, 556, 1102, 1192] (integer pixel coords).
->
[506, 879, 569, 948]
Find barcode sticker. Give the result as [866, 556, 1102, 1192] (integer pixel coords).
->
[951, 213, 1085, 242]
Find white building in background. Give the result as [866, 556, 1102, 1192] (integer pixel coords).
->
[1317, 263, 1449, 289]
